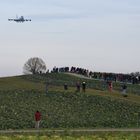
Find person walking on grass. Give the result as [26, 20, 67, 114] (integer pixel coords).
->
[76, 81, 81, 92]
[64, 83, 68, 90]
[45, 82, 49, 95]
[108, 81, 113, 92]
[35, 110, 41, 129]
[122, 83, 127, 97]
[82, 81, 86, 92]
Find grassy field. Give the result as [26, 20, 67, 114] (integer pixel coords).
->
[0, 132, 139, 140]
[21, 73, 140, 95]
[0, 73, 140, 130]
[0, 73, 140, 94]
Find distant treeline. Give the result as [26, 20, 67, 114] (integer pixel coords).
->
[50, 66, 140, 84]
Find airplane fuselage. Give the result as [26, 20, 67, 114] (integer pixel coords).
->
[8, 16, 31, 23]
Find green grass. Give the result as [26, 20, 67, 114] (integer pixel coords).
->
[0, 73, 140, 95]
[0, 73, 140, 130]
[0, 76, 44, 91]
[21, 73, 140, 95]
[0, 73, 140, 104]
[0, 90, 140, 129]
[0, 132, 139, 140]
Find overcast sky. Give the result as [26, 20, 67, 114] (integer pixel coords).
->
[0, 0, 140, 77]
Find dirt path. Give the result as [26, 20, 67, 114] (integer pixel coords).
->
[65, 73, 92, 80]
[0, 129, 140, 134]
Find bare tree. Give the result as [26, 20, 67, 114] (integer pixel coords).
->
[23, 57, 46, 74]
[131, 72, 140, 77]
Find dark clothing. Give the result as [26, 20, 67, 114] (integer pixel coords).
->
[108, 81, 113, 92]
[122, 84, 127, 90]
[82, 82, 86, 92]
[64, 83, 68, 90]
[76, 82, 80, 92]
[46, 84, 48, 94]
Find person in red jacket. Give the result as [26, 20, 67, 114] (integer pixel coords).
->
[35, 111, 41, 129]
[108, 81, 113, 92]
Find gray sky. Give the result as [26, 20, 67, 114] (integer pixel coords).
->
[0, 0, 140, 77]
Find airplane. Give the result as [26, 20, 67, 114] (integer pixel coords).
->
[8, 16, 31, 22]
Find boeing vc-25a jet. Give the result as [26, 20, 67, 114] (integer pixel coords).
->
[8, 16, 31, 23]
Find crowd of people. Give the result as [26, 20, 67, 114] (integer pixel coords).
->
[51, 66, 89, 76]
[91, 72, 140, 84]
[33, 65, 138, 129]
[63, 81, 86, 92]
[51, 66, 140, 84]
[36, 66, 133, 129]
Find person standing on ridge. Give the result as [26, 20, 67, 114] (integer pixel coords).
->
[76, 81, 81, 92]
[122, 83, 127, 97]
[108, 81, 113, 92]
[82, 81, 86, 92]
[64, 83, 68, 90]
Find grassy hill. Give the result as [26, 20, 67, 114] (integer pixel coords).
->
[0, 73, 140, 130]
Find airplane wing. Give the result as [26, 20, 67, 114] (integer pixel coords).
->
[8, 19, 20, 22]
[8, 17, 31, 22]
[8, 19, 15, 21]
[25, 19, 31, 21]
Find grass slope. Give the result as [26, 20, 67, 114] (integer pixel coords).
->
[0, 73, 140, 130]
[22, 73, 140, 95]
[0, 90, 140, 129]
